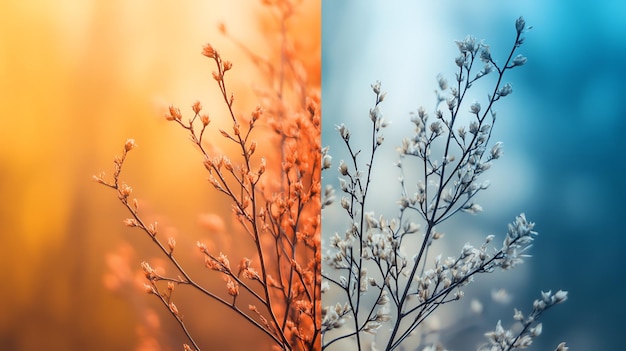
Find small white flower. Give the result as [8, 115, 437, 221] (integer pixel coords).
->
[340, 196, 350, 209]
[555, 342, 569, 351]
[480, 45, 492, 63]
[455, 55, 465, 67]
[321, 281, 330, 293]
[370, 106, 381, 122]
[530, 323, 542, 337]
[437, 74, 448, 90]
[499, 83, 513, 97]
[322, 154, 332, 170]
[516, 16, 526, 34]
[512, 54, 528, 67]
[469, 121, 479, 134]
[371, 81, 381, 94]
[338, 160, 348, 175]
[376, 290, 389, 305]
[553, 290, 568, 303]
[470, 101, 481, 114]
[338, 178, 348, 191]
[462, 203, 483, 214]
[336, 123, 351, 140]
[430, 121, 443, 135]
[457, 126, 466, 140]
[490, 142, 503, 159]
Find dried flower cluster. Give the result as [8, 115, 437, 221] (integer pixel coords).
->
[96, 1, 320, 350]
[321, 17, 567, 351]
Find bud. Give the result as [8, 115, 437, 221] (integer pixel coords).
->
[168, 237, 176, 253]
[322, 154, 332, 169]
[219, 129, 231, 139]
[555, 343, 569, 351]
[512, 54, 527, 67]
[119, 183, 132, 198]
[191, 101, 202, 114]
[202, 43, 215, 58]
[530, 323, 542, 337]
[437, 74, 448, 90]
[338, 160, 348, 176]
[226, 277, 239, 297]
[340, 197, 350, 209]
[123, 218, 138, 227]
[197, 241, 207, 251]
[167, 106, 182, 121]
[371, 81, 381, 94]
[251, 106, 262, 121]
[490, 141, 503, 159]
[201, 114, 210, 126]
[470, 102, 481, 114]
[124, 138, 135, 152]
[169, 302, 179, 316]
[148, 222, 157, 237]
[248, 141, 257, 156]
[455, 55, 465, 67]
[144, 284, 154, 294]
[499, 83, 513, 97]
[141, 261, 155, 279]
[554, 290, 568, 303]
[515, 16, 526, 34]
[378, 91, 387, 102]
[479, 46, 492, 63]
[336, 123, 350, 141]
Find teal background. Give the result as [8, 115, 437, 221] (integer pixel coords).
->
[322, 1, 626, 349]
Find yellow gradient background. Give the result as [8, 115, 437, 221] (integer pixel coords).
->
[0, 1, 320, 350]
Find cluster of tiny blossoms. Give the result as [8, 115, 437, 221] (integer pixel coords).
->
[481, 290, 568, 351]
[321, 17, 566, 351]
[96, 1, 320, 350]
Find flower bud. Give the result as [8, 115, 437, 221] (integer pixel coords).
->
[515, 16, 526, 34]
[192, 101, 202, 114]
[202, 43, 215, 58]
[201, 114, 210, 126]
[124, 138, 135, 152]
[338, 160, 348, 176]
[512, 54, 527, 67]
[168, 237, 176, 253]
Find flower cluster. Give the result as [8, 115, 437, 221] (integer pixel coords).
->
[321, 17, 566, 351]
[481, 290, 568, 351]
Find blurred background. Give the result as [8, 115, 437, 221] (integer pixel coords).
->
[322, 0, 625, 350]
[0, 1, 319, 350]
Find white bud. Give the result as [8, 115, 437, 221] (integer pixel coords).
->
[512, 54, 527, 67]
[515, 16, 526, 34]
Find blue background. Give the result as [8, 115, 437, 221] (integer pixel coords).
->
[322, 1, 626, 349]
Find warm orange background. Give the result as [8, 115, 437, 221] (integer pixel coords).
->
[0, 1, 319, 350]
